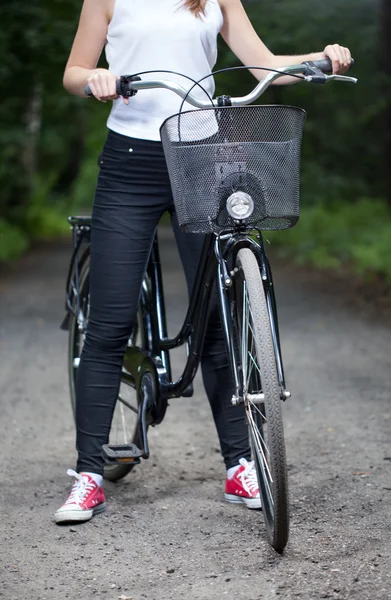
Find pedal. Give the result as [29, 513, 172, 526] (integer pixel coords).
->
[182, 383, 194, 398]
[102, 444, 143, 465]
[60, 313, 71, 331]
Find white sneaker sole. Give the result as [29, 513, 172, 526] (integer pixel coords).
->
[54, 502, 106, 524]
[224, 493, 262, 510]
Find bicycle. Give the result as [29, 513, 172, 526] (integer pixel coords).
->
[61, 59, 356, 552]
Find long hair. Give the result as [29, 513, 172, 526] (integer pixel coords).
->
[184, 0, 207, 16]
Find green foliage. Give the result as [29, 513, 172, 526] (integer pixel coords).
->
[0, 220, 28, 262]
[21, 175, 71, 238]
[68, 106, 108, 211]
[23, 203, 71, 239]
[0, 0, 390, 283]
[0, 1, 82, 209]
[267, 198, 391, 284]
[238, 0, 386, 202]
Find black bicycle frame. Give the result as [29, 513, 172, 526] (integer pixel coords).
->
[135, 228, 286, 405]
[62, 219, 287, 460]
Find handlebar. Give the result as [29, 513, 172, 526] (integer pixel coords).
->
[84, 59, 356, 107]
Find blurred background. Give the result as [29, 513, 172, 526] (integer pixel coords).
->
[2, 3, 391, 594]
[0, 0, 390, 284]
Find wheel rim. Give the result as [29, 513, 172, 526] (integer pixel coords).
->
[237, 277, 275, 529]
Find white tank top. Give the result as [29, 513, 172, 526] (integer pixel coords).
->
[106, 0, 223, 141]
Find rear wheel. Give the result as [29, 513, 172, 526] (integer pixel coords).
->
[68, 255, 147, 482]
[233, 248, 289, 551]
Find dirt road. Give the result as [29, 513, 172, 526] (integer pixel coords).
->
[1, 228, 390, 600]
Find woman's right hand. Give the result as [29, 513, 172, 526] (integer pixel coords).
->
[86, 68, 128, 103]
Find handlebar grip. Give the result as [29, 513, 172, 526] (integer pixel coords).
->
[84, 80, 123, 98]
[310, 58, 332, 74]
[309, 57, 355, 74]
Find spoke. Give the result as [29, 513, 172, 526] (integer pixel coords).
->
[254, 440, 274, 510]
[248, 319, 256, 339]
[117, 394, 139, 414]
[246, 328, 255, 388]
[247, 344, 263, 389]
[241, 282, 249, 391]
[247, 408, 273, 483]
[111, 386, 138, 446]
[253, 418, 270, 460]
[248, 414, 274, 509]
[245, 289, 255, 388]
[249, 400, 267, 423]
[248, 351, 262, 378]
[245, 292, 262, 388]
[119, 401, 130, 443]
[249, 408, 271, 460]
[248, 303, 257, 333]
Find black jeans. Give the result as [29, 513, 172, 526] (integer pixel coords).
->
[75, 130, 250, 475]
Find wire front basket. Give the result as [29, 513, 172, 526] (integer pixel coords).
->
[160, 105, 306, 234]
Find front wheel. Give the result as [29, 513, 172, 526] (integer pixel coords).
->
[233, 248, 289, 551]
[68, 255, 147, 482]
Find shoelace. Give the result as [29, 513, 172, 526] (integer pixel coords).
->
[238, 458, 259, 495]
[65, 469, 95, 506]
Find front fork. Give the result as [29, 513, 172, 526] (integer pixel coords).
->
[214, 233, 289, 406]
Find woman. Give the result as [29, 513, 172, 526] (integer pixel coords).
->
[55, 0, 351, 523]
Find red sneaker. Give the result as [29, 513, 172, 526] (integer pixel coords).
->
[224, 458, 262, 509]
[54, 470, 106, 524]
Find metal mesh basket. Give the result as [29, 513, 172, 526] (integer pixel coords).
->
[160, 105, 306, 234]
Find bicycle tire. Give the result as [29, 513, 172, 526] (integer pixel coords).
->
[234, 248, 289, 551]
[68, 255, 146, 482]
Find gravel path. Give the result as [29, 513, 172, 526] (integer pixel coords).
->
[0, 228, 390, 600]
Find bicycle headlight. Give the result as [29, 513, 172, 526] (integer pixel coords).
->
[226, 191, 254, 220]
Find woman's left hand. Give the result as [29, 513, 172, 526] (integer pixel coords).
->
[322, 44, 352, 74]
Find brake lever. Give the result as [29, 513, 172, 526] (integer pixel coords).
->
[302, 60, 358, 85]
[324, 74, 358, 84]
[304, 74, 358, 84]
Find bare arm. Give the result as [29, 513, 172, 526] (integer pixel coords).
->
[219, 0, 351, 84]
[63, 0, 119, 101]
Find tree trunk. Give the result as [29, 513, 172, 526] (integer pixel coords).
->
[54, 104, 86, 195]
[20, 80, 43, 200]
